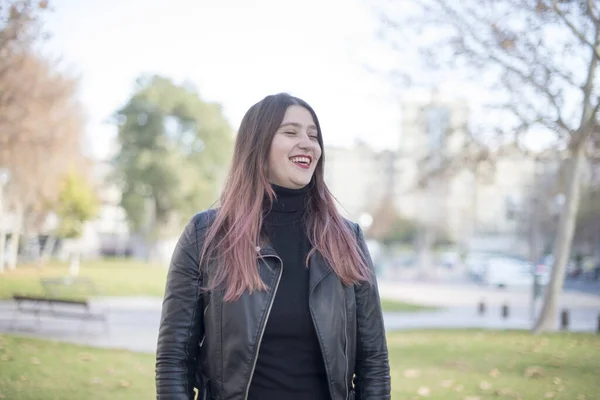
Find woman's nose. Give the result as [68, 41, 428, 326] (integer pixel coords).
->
[298, 132, 314, 149]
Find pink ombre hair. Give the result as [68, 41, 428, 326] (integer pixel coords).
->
[200, 93, 372, 301]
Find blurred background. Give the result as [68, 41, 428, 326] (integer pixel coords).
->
[1, 0, 599, 399]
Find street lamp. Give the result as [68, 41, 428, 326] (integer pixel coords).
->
[358, 213, 373, 230]
[0, 167, 11, 272]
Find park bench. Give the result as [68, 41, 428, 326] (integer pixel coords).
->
[10, 276, 109, 333]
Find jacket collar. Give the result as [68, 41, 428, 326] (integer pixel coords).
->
[257, 244, 332, 291]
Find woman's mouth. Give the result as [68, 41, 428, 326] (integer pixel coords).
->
[289, 155, 312, 169]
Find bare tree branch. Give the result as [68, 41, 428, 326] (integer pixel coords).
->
[553, 0, 600, 60]
[588, 0, 600, 24]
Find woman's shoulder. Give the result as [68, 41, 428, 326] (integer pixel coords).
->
[341, 216, 360, 236]
[190, 208, 219, 232]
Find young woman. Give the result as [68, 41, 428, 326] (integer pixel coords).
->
[155, 93, 390, 400]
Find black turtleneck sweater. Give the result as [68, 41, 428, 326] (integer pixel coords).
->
[247, 184, 330, 400]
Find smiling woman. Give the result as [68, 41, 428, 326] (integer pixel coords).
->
[268, 105, 322, 189]
[155, 93, 391, 400]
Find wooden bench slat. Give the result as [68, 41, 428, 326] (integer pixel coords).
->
[13, 294, 88, 306]
[16, 309, 106, 320]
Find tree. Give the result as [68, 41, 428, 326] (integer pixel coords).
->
[54, 170, 99, 275]
[372, 0, 600, 332]
[575, 181, 600, 253]
[112, 75, 233, 260]
[368, 197, 419, 246]
[1, 0, 84, 269]
[0, 0, 50, 134]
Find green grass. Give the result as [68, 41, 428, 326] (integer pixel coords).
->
[0, 260, 431, 314]
[388, 330, 600, 399]
[1, 330, 598, 400]
[0, 334, 155, 400]
[0, 259, 168, 300]
[380, 299, 438, 313]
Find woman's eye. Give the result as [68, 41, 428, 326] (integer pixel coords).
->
[284, 131, 296, 135]
[309, 135, 318, 141]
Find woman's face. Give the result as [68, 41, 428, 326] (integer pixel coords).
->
[267, 105, 322, 189]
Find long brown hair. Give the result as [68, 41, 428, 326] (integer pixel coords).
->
[200, 93, 372, 301]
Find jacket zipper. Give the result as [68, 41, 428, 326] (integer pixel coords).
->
[243, 255, 283, 400]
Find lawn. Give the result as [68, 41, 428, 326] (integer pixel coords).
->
[381, 299, 437, 312]
[0, 259, 429, 313]
[0, 259, 168, 300]
[1, 330, 598, 400]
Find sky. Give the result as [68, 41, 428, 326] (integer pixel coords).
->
[41, 0, 407, 160]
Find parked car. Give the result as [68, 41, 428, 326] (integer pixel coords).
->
[465, 251, 503, 281]
[537, 254, 576, 279]
[481, 256, 546, 288]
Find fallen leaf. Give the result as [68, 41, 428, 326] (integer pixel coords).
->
[446, 360, 470, 371]
[489, 368, 500, 378]
[0, 355, 9, 361]
[440, 380, 454, 388]
[552, 377, 562, 385]
[91, 377, 102, 385]
[30, 357, 40, 365]
[544, 392, 555, 398]
[495, 388, 516, 397]
[524, 366, 545, 378]
[464, 397, 480, 400]
[577, 395, 586, 400]
[455, 384, 464, 392]
[79, 353, 95, 362]
[417, 387, 430, 396]
[119, 380, 130, 388]
[19, 375, 26, 381]
[404, 369, 421, 378]
[479, 381, 492, 391]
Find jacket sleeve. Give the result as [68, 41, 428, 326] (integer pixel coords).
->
[156, 216, 205, 400]
[353, 224, 391, 400]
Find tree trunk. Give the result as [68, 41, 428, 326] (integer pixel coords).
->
[417, 226, 436, 280]
[0, 231, 5, 272]
[0, 184, 5, 272]
[69, 247, 80, 276]
[39, 234, 57, 267]
[533, 143, 586, 333]
[7, 202, 23, 270]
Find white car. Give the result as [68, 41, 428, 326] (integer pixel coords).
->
[465, 252, 502, 280]
[481, 256, 545, 288]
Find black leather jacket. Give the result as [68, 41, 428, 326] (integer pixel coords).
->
[155, 210, 391, 400]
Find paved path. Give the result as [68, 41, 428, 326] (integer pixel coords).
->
[377, 280, 600, 308]
[1, 281, 599, 354]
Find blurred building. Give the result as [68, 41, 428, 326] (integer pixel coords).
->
[395, 92, 472, 241]
[324, 141, 395, 222]
[88, 160, 131, 257]
[394, 91, 543, 255]
[55, 159, 132, 260]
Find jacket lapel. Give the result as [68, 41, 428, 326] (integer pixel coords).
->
[308, 251, 333, 293]
[259, 243, 332, 292]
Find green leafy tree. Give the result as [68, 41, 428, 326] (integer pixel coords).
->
[54, 170, 98, 275]
[55, 171, 99, 239]
[112, 75, 233, 247]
